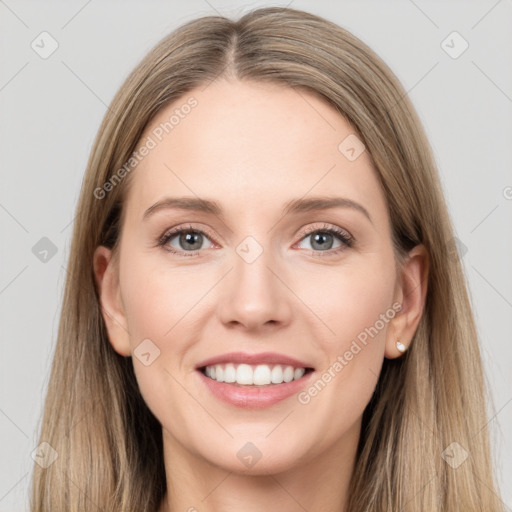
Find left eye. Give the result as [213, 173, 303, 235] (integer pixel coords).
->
[296, 229, 347, 251]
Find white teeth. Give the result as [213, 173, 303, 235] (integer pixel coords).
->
[202, 363, 309, 385]
[294, 368, 305, 380]
[223, 363, 236, 383]
[236, 364, 253, 385]
[253, 365, 271, 385]
[271, 365, 283, 384]
[283, 365, 294, 383]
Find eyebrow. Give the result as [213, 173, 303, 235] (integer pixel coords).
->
[142, 195, 372, 224]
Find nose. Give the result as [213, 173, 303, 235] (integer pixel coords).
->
[217, 245, 293, 332]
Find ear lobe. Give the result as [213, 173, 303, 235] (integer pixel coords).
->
[385, 244, 429, 359]
[93, 245, 132, 357]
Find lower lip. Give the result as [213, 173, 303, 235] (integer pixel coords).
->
[197, 369, 315, 409]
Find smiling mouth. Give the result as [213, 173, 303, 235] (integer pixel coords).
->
[199, 363, 314, 387]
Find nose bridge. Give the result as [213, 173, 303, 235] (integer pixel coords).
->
[217, 232, 292, 330]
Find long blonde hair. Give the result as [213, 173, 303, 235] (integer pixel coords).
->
[30, 7, 504, 511]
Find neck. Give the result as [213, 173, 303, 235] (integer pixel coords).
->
[158, 419, 360, 512]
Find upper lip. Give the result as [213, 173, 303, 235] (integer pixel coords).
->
[195, 352, 314, 370]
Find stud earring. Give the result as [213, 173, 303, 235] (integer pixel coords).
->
[396, 340, 407, 353]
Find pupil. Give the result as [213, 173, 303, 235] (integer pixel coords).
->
[312, 232, 333, 250]
[181, 232, 202, 250]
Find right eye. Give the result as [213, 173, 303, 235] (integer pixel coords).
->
[158, 225, 216, 257]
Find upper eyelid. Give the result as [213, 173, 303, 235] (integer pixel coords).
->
[300, 223, 351, 238]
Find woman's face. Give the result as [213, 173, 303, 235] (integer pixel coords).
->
[95, 79, 423, 475]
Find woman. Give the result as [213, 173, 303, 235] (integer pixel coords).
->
[30, 7, 505, 512]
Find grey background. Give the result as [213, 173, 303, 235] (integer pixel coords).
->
[1, 0, 511, 510]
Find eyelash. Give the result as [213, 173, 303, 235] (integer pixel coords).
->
[156, 223, 354, 259]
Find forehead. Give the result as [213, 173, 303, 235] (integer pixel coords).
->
[125, 79, 387, 224]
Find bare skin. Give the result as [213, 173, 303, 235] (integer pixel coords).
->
[94, 79, 428, 512]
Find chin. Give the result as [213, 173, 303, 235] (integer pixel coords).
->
[197, 438, 309, 476]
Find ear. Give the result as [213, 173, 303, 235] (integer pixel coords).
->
[93, 245, 131, 357]
[385, 244, 429, 359]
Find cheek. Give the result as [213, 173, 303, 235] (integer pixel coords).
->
[120, 249, 185, 342]
[302, 254, 397, 349]
[294, 253, 396, 434]
[117, 251, 191, 409]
